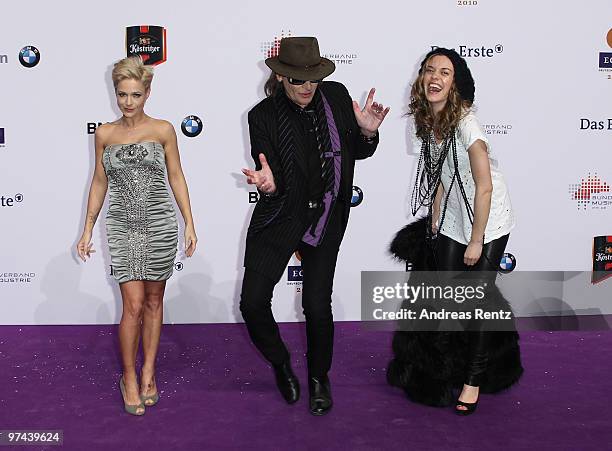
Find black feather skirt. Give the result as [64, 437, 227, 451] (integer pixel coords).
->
[386, 218, 523, 407]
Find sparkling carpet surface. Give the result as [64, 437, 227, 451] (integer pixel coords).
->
[0, 323, 611, 450]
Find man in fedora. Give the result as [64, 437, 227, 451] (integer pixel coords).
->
[240, 36, 389, 415]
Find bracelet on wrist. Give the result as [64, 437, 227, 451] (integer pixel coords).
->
[360, 130, 378, 143]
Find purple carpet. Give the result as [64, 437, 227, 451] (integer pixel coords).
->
[0, 322, 610, 450]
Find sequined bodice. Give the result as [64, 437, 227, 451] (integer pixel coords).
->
[102, 141, 176, 282]
[103, 141, 165, 179]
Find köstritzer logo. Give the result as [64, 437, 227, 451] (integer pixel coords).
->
[19, 46, 40, 68]
[181, 115, 203, 138]
[126, 26, 167, 66]
[499, 253, 516, 273]
[261, 30, 292, 58]
[569, 173, 611, 210]
[351, 186, 363, 207]
[592, 235, 612, 284]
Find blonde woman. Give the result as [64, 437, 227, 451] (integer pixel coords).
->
[77, 56, 197, 415]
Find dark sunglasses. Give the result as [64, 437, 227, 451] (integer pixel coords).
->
[287, 77, 323, 85]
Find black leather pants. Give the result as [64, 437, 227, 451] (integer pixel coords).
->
[435, 233, 509, 386]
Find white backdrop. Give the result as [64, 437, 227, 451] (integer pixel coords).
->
[0, 0, 610, 325]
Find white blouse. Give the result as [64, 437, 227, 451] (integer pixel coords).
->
[437, 111, 515, 245]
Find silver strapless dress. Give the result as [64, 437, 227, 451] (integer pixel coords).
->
[102, 141, 178, 283]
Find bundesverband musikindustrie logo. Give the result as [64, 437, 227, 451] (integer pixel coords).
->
[0, 272, 36, 283]
[260, 30, 357, 66]
[261, 30, 292, 59]
[569, 173, 611, 210]
[126, 26, 167, 66]
[482, 123, 513, 136]
[592, 235, 612, 284]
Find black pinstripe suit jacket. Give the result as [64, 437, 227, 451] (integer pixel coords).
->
[243, 81, 379, 281]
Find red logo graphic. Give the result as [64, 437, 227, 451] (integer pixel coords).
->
[261, 30, 292, 58]
[569, 173, 610, 209]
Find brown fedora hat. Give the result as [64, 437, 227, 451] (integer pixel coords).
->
[265, 37, 335, 80]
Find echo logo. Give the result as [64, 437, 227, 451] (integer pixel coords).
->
[1, 193, 24, 207]
[287, 265, 303, 282]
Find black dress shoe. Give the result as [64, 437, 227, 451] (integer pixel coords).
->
[308, 376, 332, 416]
[273, 361, 300, 404]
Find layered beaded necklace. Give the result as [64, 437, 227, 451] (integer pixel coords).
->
[411, 129, 475, 241]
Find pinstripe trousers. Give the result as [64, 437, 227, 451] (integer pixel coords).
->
[240, 203, 346, 377]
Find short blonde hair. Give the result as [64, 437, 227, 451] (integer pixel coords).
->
[111, 56, 154, 90]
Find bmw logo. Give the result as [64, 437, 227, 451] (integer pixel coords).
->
[181, 115, 203, 137]
[350, 185, 363, 207]
[18, 46, 40, 68]
[499, 253, 516, 273]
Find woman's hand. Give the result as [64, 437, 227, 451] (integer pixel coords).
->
[464, 240, 483, 266]
[431, 209, 441, 234]
[242, 153, 276, 194]
[76, 231, 95, 262]
[185, 226, 197, 257]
